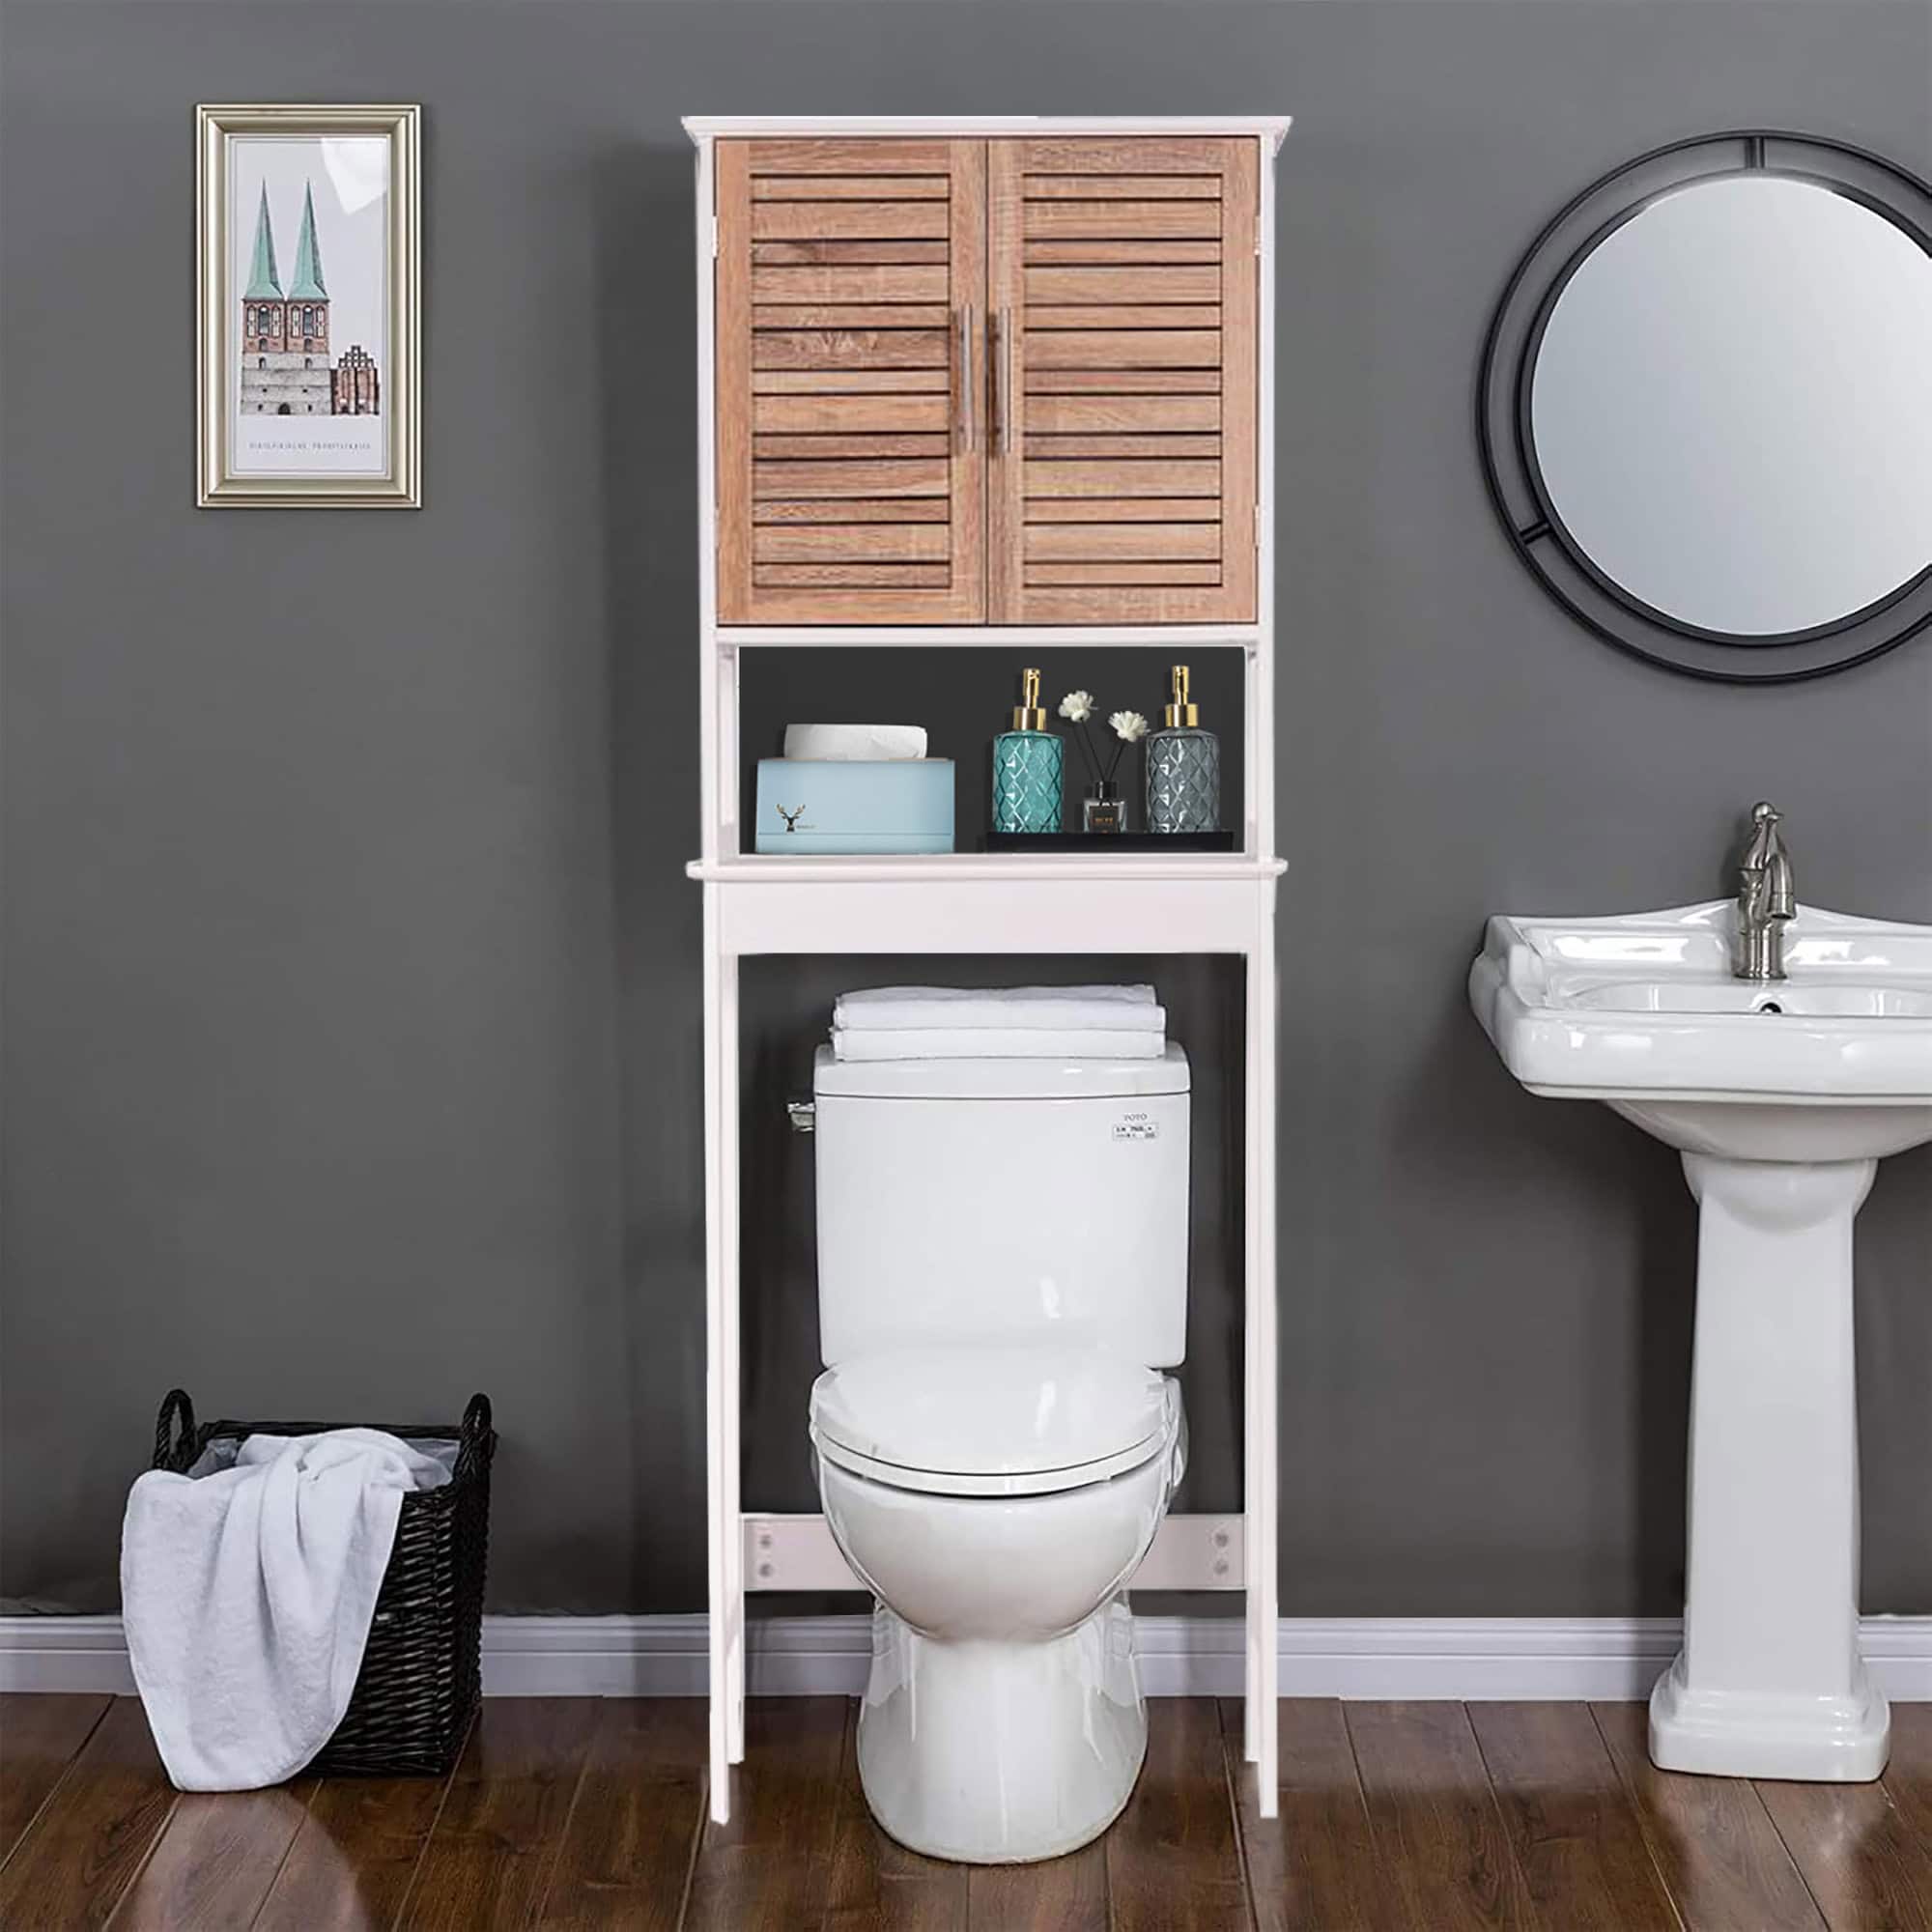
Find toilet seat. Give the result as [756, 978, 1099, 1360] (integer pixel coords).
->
[810, 1343, 1177, 1498]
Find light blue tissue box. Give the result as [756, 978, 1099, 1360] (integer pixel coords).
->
[753, 759, 954, 854]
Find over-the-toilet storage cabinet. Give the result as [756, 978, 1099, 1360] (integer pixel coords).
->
[687, 117, 1287, 1821]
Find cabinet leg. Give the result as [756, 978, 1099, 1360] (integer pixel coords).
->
[725, 1610, 745, 1764]
[703, 895, 742, 1816]
[1245, 902, 1279, 1817]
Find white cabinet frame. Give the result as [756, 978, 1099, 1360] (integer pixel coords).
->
[685, 116, 1289, 1826]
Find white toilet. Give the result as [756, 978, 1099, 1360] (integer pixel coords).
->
[809, 1044, 1191, 1864]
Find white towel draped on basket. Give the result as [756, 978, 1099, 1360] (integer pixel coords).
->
[122, 1429, 452, 1791]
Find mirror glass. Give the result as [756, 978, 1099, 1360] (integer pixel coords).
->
[1529, 176, 1932, 638]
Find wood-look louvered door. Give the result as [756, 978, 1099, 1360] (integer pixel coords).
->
[986, 138, 1259, 624]
[716, 139, 986, 623]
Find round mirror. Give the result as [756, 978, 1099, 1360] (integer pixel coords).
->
[1532, 177, 1932, 637]
[1481, 134, 1932, 680]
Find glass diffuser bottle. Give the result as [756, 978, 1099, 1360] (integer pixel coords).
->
[1082, 781, 1124, 834]
[991, 668, 1064, 834]
[1145, 664, 1221, 835]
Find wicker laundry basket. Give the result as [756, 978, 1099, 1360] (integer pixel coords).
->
[150, 1387, 495, 1776]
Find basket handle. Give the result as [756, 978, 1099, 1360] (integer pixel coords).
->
[155, 1389, 196, 1470]
[454, 1393, 494, 1480]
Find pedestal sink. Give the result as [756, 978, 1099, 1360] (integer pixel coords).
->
[1469, 898, 1932, 1780]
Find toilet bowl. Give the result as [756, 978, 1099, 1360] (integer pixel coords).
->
[810, 1042, 1192, 1861]
[811, 1343, 1186, 1863]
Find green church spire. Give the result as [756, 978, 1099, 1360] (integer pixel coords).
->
[244, 184, 282, 298]
[287, 181, 327, 301]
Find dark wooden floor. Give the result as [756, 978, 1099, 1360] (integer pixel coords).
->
[3, 1694, 1929, 1929]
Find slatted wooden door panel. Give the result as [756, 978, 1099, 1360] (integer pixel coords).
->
[716, 139, 986, 623]
[987, 137, 1259, 624]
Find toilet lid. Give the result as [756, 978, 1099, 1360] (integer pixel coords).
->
[810, 1344, 1175, 1497]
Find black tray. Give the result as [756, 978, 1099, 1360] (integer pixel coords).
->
[980, 830, 1236, 852]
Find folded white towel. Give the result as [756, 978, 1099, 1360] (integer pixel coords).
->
[123, 1428, 452, 1791]
[833, 1026, 1165, 1061]
[835, 984, 1163, 1033]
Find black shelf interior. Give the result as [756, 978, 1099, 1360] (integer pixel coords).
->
[737, 646, 1245, 850]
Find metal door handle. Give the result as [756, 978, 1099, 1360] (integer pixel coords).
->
[988, 307, 1009, 455]
[955, 305, 975, 453]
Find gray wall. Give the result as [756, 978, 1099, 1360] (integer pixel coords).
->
[4, 0, 1927, 1619]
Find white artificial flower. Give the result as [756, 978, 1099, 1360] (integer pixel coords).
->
[1110, 710, 1149, 744]
[1058, 690, 1094, 723]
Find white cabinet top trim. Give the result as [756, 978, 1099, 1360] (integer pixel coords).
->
[683, 115, 1293, 151]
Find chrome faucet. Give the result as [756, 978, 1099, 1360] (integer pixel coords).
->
[1734, 801, 1796, 981]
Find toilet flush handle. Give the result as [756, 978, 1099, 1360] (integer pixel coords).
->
[786, 1099, 816, 1135]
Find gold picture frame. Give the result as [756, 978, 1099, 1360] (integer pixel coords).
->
[197, 104, 420, 507]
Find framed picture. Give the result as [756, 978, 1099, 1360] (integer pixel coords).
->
[197, 104, 419, 507]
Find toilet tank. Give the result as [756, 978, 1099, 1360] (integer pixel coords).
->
[812, 1045, 1190, 1367]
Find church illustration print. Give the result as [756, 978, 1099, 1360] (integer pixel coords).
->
[240, 182, 380, 416]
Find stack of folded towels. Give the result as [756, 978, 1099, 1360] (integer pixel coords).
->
[831, 984, 1167, 1061]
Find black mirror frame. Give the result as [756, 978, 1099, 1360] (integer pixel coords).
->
[1478, 131, 1932, 683]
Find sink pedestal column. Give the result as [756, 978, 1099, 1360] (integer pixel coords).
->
[1650, 1151, 1888, 1781]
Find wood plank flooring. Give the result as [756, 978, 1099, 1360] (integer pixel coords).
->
[2, 1693, 1927, 1928]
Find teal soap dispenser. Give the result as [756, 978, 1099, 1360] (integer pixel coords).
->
[991, 667, 1064, 834]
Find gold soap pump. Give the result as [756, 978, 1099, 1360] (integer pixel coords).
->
[1010, 667, 1047, 731]
[1164, 664, 1200, 728]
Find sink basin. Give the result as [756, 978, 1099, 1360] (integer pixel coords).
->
[1469, 897, 1932, 1784]
[1470, 898, 1932, 1159]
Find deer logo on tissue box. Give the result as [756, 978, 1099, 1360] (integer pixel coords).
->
[755, 725, 953, 854]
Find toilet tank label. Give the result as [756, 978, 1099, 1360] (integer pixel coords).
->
[1112, 1113, 1159, 1142]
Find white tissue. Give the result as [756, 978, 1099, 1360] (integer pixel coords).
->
[783, 724, 928, 762]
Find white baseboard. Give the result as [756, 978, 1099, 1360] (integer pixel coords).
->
[6, 1612, 1929, 1701]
